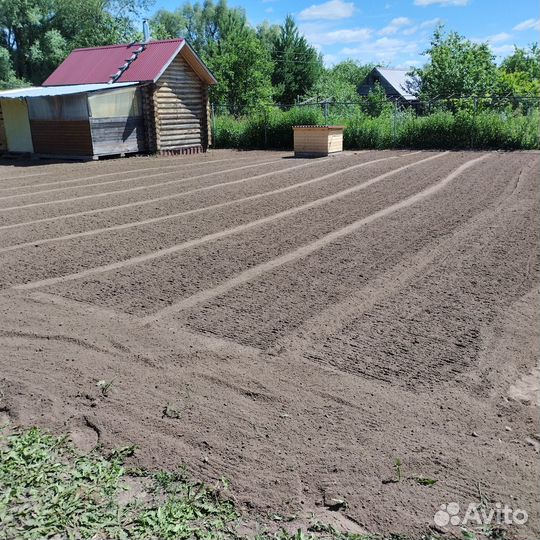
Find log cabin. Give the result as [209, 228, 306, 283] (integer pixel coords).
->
[0, 38, 217, 159]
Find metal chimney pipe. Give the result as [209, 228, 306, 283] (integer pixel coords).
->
[143, 19, 150, 42]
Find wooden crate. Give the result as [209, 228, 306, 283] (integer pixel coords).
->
[293, 125, 344, 157]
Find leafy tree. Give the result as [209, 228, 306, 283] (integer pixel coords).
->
[497, 44, 540, 96]
[209, 31, 273, 114]
[361, 82, 392, 117]
[150, 9, 187, 40]
[0, 0, 151, 85]
[256, 21, 280, 55]
[205, 9, 273, 114]
[270, 15, 322, 104]
[303, 60, 375, 102]
[410, 25, 499, 99]
[0, 46, 27, 89]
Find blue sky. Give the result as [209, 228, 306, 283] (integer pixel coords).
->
[146, 0, 539, 68]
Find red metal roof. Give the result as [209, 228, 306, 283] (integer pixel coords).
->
[42, 39, 184, 86]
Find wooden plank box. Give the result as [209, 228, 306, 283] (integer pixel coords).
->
[293, 125, 344, 157]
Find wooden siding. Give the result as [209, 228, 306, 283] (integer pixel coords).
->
[0, 102, 7, 153]
[293, 126, 344, 157]
[30, 120, 93, 156]
[90, 116, 146, 155]
[141, 84, 157, 154]
[154, 54, 206, 151]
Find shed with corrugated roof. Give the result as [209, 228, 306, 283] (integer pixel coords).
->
[0, 38, 217, 159]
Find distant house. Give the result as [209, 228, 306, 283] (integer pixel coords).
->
[358, 67, 417, 105]
[0, 38, 217, 159]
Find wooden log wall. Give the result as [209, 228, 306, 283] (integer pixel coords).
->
[141, 84, 157, 154]
[0, 102, 7, 153]
[153, 55, 207, 151]
[90, 116, 146, 156]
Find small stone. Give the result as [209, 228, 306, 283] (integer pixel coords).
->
[525, 437, 540, 453]
[323, 491, 347, 511]
[505, 426, 512, 432]
[472, 432, 479, 437]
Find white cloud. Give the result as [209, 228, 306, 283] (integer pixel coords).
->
[513, 18, 540, 31]
[414, 0, 468, 6]
[298, 0, 356, 21]
[379, 17, 414, 35]
[396, 59, 423, 69]
[402, 26, 418, 36]
[472, 32, 512, 44]
[315, 27, 373, 44]
[486, 32, 512, 43]
[491, 44, 516, 56]
[299, 22, 373, 46]
[419, 18, 442, 28]
[401, 18, 441, 36]
[323, 53, 340, 66]
[341, 37, 418, 62]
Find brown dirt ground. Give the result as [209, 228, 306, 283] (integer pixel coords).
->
[0, 149, 538, 538]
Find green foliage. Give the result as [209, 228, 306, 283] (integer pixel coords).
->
[396, 108, 539, 149]
[0, 46, 26, 89]
[206, 23, 274, 115]
[411, 25, 499, 99]
[497, 44, 540, 97]
[214, 106, 324, 149]
[0, 0, 151, 86]
[306, 60, 375, 103]
[500, 43, 540, 79]
[150, 8, 188, 40]
[270, 15, 322, 104]
[214, 105, 539, 151]
[361, 82, 393, 117]
[0, 427, 237, 540]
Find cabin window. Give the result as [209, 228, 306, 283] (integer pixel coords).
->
[88, 87, 141, 119]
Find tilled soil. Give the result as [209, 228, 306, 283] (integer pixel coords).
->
[0, 149, 538, 538]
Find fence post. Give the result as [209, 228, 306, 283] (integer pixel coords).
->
[211, 103, 216, 146]
[263, 105, 268, 149]
[392, 102, 398, 147]
[472, 96, 478, 149]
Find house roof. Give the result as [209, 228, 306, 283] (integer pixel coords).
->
[0, 82, 138, 100]
[373, 68, 416, 101]
[42, 39, 216, 87]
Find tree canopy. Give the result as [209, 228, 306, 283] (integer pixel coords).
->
[410, 26, 499, 99]
[0, 2, 538, 113]
[0, 0, 151, 85]
[498, 44, 540, 96]
[269, 15, 322, 104]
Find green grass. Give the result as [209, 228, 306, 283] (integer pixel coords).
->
[0, 427, 447, 540]
[0, 427, 237, 540]
[213, 106, 540, 151]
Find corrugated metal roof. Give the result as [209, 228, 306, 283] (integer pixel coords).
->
[0, 82, 138, 99]
[42, 39, 185, 86]
[376, 68, 416, 100]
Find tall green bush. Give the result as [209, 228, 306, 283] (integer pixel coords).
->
[214, 106, 324, 149]
[214, 106, 539, 151]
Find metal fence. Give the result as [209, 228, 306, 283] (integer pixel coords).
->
[213, 94, 539, 117]
[211, 95, 540, 150]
